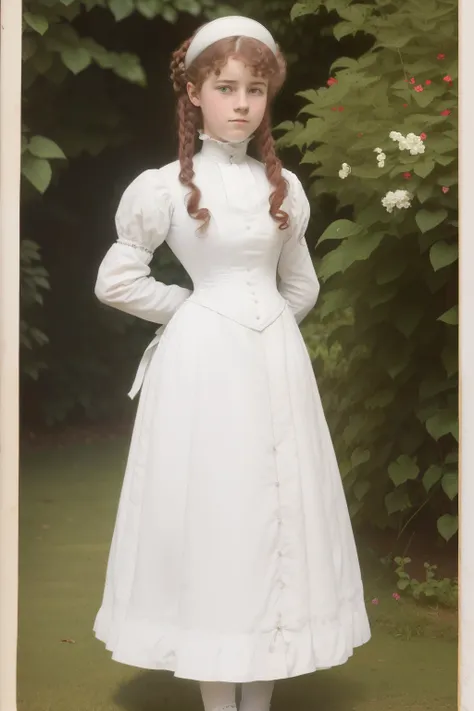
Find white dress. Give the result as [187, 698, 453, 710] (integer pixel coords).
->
[92, 133, 371, 683]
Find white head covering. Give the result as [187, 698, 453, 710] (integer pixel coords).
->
[184, 15, 278, 69]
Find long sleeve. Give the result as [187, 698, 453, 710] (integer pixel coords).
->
[94, 169, 192, 324]
[277, 170, 320, 324]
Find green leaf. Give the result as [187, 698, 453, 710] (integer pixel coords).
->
[137, 0, 160, 18]
[437, 514, 458, 541]
[320, 231, 384, 280]
[416, 182, 434, 204]
[415, 208, 448, 233]
[22, 155, 52, 193]
[162, 5, 178, 22]
[351, 448, 370, 467]
[429, 240, 458, 271]
[24, 12, 49, 35]
[112, 53, 146, 86]
[376, 257, 406, 285]
[318, 219, 361, 243]
[385, 489, 411, 515]
[319, 288, 350, 319]
[423, 465, 443, 492]
[413, 159, 436, 178]
[438, 306, 458, 325]
[425, 410, 458, 441]
[109, 0, 135, 21]
[441, 472, 458, 501]
[353, 479, 370, 501]
[28, 136, 66, 160]
[60, 47, 92, 74]
[388, 454, 419, 487]
[441, 343, 458, 378]
[291, 2, 317, 20]
[394, 303, 424, 339]
[366, 389, 395, 409]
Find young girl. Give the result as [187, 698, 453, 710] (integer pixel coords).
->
[93, 15, 371, 711]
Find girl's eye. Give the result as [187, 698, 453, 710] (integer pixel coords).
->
[250, 87, 264, 95]
[217, 86, 232, 93]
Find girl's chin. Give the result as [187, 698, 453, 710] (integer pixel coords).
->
[223, 123, 253, 138]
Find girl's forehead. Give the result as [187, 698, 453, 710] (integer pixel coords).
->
[212, 57, 267, 81]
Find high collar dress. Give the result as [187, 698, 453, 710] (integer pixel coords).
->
[92, 132, 371, 683]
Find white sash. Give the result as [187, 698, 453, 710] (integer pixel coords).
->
[128, 324, 166, 400]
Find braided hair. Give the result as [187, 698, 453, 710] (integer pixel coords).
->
[169, 33, 289, 232]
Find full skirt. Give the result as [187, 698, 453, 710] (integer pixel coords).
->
[93, 300, 371, 682]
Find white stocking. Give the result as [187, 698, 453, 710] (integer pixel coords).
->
[199, 681, 238, 711]
[240, 681, 275, 711]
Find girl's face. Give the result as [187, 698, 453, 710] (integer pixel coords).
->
[187, 57, 269, 144]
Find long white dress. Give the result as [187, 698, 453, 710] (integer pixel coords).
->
[92, 133, 371, 683]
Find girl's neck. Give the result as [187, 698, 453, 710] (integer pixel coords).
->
[197, 130, 252, 165]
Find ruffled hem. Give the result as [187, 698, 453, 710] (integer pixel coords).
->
[93, 596, 371, 682]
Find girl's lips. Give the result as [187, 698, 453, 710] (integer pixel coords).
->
[230, 119, 249, 123]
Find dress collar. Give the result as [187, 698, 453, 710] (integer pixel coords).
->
[197, 130, 252, 165]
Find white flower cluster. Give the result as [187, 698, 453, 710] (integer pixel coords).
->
[381, 189, 412, 213]
[389, 131, 425, 155]
[338, 162, 351, 179]
[374, 147, 386, 168]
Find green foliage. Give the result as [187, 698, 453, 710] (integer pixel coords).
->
[280, 0, 458, 540]
[20, 240, 51, 381]
[394, 556, 458, 608]
[20, 0, 232, 386]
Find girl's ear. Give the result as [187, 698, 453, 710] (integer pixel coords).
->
[187, 82, 201, 107]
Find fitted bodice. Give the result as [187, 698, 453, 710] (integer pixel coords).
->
[160, 133, 290, 329]
[95, 131, 319, 342]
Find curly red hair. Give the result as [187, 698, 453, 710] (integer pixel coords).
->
[169, 33, 289, 232]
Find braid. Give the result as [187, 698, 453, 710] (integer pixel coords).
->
[255, 110, 289, 230]
[170, 37, 210, 231]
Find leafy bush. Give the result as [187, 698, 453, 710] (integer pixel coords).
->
[278, 0, 458, 540]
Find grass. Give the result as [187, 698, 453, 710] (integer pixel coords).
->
[18, 434, 457, 711]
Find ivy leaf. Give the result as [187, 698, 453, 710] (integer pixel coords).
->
[413, 159, 435, 178]
[438, 306, 458, 325]
[318, 219, 361, 243]
[137, 0, 160, 18]
[162, 5, 178, 22]
[385, 488, 411, 515]
[415, 208, 448, 233]
[423, 465, 443, 492]
[24, 12, 49, 35]
[437, 513, 458, 541]
[354, 479, 370, 501]
[28, 136, 66, 160]
[366, 389, 395, 409]
[416, 182, 434, 204]
[112, 53, 146, 86]
[22, 155, 52, 193]
[441, 472, 458, 501]
[290, 2, 316, 20]
[388, 455, 419, 487]
[60, 47, 92, 74]
[425, 410, 458, 441]
[109, 0, 135, 21]
[351, 448, 371, 467]
[429, 240, 458, 271]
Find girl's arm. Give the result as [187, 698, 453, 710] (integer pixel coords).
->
[94, 169, 191, 324]
[277, 170, 320, 324]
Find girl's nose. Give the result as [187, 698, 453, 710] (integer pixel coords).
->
[235, 90, 249, 112]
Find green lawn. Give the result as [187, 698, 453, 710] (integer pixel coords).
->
[18, 436, 457, 711]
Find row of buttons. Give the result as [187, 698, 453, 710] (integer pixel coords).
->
[273, 441, 284, 639]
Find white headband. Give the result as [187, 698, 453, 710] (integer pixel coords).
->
[184, 15, 277, 69]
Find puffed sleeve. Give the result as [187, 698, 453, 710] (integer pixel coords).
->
[94, 169, 192, 324]
[277, 169, 320, 324]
